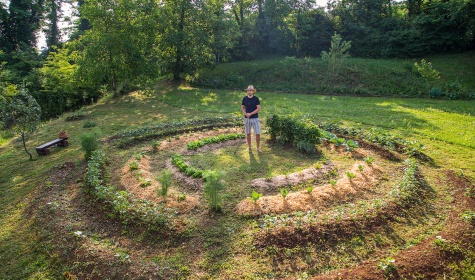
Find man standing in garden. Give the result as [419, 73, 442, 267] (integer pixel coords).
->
[241, 85, 261, 152]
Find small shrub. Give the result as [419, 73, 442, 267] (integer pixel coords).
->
[157, 168, 173, 201]
[203, 170, 226, 212]
[358, 165, 365, 172]
[129, 160, 139, 171]
[364, 156, 374, 164]
[430, 87, 442, 98]
[277, 135, 288, 146]
[306, 186, 313, 193]
[295, 141, 316, 154]
[151, 140, 161, 150]
[347, 172, 355, 181]
[83, 120, 96, 128]
[79, 132, 99, 161]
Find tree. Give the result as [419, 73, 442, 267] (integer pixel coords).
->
[77, 0, 160, 96]
[414, 59, 440, 99]
[0, 84, 41, 160]
[3, 0, 44, 52]
[203, 170, 226, 212]
[158, 0, 214, 80]
[44, 0, 62, 52]
[321, 33, 351, 100]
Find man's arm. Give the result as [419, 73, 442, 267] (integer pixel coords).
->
[245, 105, 260, 118]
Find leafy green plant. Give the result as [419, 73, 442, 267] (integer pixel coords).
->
[378, 257, 397, 275]
[364, 156, 374, 164]
[203, 170, 226, 212]
[433, 236, 448, 248]
[249, 191, 262, 203]
[347, 172, 355, 181]
[345, 139, 359, 152]
[329, 180, 337, 187]
[462, 210, 475, 223]
[177, 192, 187, 202]
[139, 177, 151, 187]
[157, 168, 173, 201]
[280, 188, 289, 199]
[306, 186, 313, 193]
[79, 132, 100, 161]
[358, 165, 364, 172]
[129, 160, 139, 171]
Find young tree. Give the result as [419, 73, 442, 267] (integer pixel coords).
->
[320, 33, 351, 100]
[203, 170, 226, 212]
[44, 0, 62, 52]
[414, 59, 440, 99]
[0, 85, 41, 160]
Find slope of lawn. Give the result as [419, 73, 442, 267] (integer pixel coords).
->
[0, 79, 474, 278]
[189, 51, 475, 98]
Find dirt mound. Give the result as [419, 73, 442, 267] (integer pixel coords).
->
[236, 162, 383, 215]
[120, 155, 199, 213]
[250, 162, 336, 192]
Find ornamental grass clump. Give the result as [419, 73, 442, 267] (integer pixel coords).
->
[203, 170, 226, 212]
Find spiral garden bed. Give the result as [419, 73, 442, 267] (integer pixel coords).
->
[32, 114, 475, 279]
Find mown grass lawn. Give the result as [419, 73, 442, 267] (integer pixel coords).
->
[0, 81, 474, 278]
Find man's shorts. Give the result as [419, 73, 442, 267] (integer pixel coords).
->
[244, 117, 261, 134]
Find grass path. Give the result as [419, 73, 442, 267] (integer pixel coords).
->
[0, 82, 474, 278]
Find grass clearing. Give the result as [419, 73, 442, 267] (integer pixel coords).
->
[1, 79, 474, 279]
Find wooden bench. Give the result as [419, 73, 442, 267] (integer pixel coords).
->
[36, 137, 69, 155]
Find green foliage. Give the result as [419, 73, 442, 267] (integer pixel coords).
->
[85, 150, 175, 227]
[151, 140, 161, 150]
[321, 33, 351, 99]
[280, 188, 289, 199]
[345, 139, 359, 152]
[414, 59, 440, 98]
[129, 160, 139, 171]
[65, 110, 87, 121]
[378, 257, 397, 275]
[79, 132, 100, 161]
[83, 120, 96, 128]
[203, 170, 226, 212]
[358, 165, 364, 172]
[186, 133, 244, 150]
[306, 186, 313, 193]
[329, 180, 337, 187]
[78, 0, 160, 96]
[249, 191, 262, 203]
[364, 156, 374, 164]
[157, 168, 173, 201]
[0, 89, 41, 160]
[295, 141, 316, 154]
[346, 172, 355, 181]
[266, 114, 322, 145]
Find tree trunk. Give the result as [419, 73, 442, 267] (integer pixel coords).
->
[112, 71, 117, 97]
[174, 5, 185, 81]
[12, 113, 33, 160]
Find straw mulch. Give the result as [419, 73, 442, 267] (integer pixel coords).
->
[250, 162, 336, 192]
[165, 159, 204, 191]
[235, 161, 383, 216]
[120, 155, 199, 213]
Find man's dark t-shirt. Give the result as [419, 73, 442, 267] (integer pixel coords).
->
[242, 96, 260, 118]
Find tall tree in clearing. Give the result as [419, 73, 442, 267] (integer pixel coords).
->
[77, 0, 160, 97]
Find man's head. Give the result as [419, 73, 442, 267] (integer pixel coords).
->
[245, 85, 256, 97]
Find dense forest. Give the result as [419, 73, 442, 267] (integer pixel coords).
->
[1, 0, 474, 119]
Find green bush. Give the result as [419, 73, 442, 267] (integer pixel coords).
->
[203, 170, 226, 212]
[266, 114, 322, 145]
[430, 87, 442, 98]
[157, 168, 173, 201]
[79, 132, 99, 160]
[295, 141, 316, 154]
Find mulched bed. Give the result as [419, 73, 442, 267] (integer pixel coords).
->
[305, 170, 475, 279]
